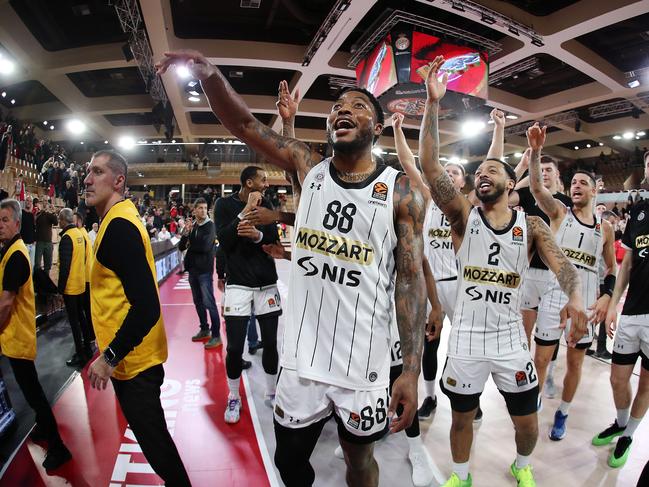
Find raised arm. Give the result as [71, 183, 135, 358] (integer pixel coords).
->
[392, 112, 430, 203]
[156, 51, 317, 174]
[486, 108, 505, 160]
[527, 216, 587, 345]
[419, 56, 471, 237]
[388, 174, 426, 433]
[527, 123, 564, 223]
[514, 148, 531, 184]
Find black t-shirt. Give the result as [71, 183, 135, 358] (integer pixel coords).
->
[621, 200, 649, 315]
[1, 236, 30, 293]
[517, 186, 573, 270]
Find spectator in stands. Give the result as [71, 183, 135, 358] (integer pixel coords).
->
[0, 198, 72, 470]
[54, 162, 64, 199]
[596, 203, 607, 218]
[13, 173, 25, 205]
[20, 196, 36, 266]
[612, 202, 620, 216]
[158, 226, 171, 241]
[202, 156, 209, 169]
[191, 152, 200, 171]
[74, 211, 94, 343]
[180, 198, 221, 349]
[88, 222, 98, 245]
[153, 207, 163, 230]
[63, 180, 78, 210]
[34, 201, 57, 273]
[58, 208, 93, 367]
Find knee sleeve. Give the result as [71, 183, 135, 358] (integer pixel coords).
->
[258, 316, 279, 375]
[422, 337, 440, 381]
[225, 318, 248, 379]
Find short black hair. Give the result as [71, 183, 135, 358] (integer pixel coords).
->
[540, 155, 559, 168]
[92, 149, 128, 193]
[484, 158, 517, 182]
[572, 169, 597, 185]
[336, 87, 385, 126]
[240, 165, 263, 187]
[194, 197, 207, 207]
[74, 211, 84, 224]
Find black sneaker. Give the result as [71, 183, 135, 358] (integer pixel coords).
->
[592, 420, 626, 446]
[417, 396, 437, 418]
[42, 444, 72, 470]
[248, 341, 264, 355]
[585, 348, 595, 356]
[30, 424, 47, 443]
[241, 359, 252, 370]
[609, 436, 632, 468]
[595, 350, 613, 360]
[474, 407, 483, 423]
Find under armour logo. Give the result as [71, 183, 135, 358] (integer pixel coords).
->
[470, 228, 480, 235]
[310, 182, 321, 190]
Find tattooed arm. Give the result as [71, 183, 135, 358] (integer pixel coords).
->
[388, 174, 426, 433]
[527, 123, 565, 225]
[527, 216, 588, 345]
[156, 50, 320, 175]
[418, 56, 471, 239]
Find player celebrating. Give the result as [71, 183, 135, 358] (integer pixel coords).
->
[593, 154, 649, 467]
[418, 56, 587, 487]
[157, 50, 426, 487]
[528, 129, 616, 439]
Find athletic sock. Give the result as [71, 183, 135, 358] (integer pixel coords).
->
[616, 407, 631, 428]
[558, 400, 571, 416]
[515, 454, 531, 469]
[227, 377, 240, 399]
[452, 461, 469, 481]
[265, 373, 277, 396]
[624, 416, 642, 438]
[406, 435, 424, 453]
[425, 380, 436, 399]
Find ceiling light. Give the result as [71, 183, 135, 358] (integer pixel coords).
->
[623, 131, 634, 139]
[104, 140, 108, 144]
[637, 131, 646, 136]
[628, 80, 640, 89]
[599, 142, 604, 146]
[80, 141, 84, 145]
[487, 119, 494, 124]
[506, 114, 518, 120]
[586, 144, 591, 148]
[188, 96, 200, 102]
[460, 159, 468, 164]
[514, 152, 523, 158]
[574, 146, 579, 150]
[1, 91, 5, 97]
[50, 125, 54, 130]
[449, 156, 460, 164]
[372, 147, 384, 155]
[43, 121, 47, 125]
[118, 136, 135, 150]
[10, 99, 15, 104]
[187, 80, 198, 87]
[171, 139, 176, 143]
[461, 120, 486, 136]
[0, 58, 15, 75]
[66, 119, 86, 134]
[213, 139, 218, 143]
[188, 90, 199, 96]
[613, 135, 622, 140]
[176, 65, 191, 79]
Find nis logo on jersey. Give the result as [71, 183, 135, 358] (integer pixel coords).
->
[462, 266, 521, 288]
[562, 247, 596, 267]
[297, 256, 361, 287]
[295, 228, 374, 265]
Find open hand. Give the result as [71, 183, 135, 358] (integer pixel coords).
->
[263, 241, 288, 260]
[560, 297, 588, 347]
[424, 56, 448, 102]
[88, 356, 115, 390]
[244, 206, 278, 226]
[588, 295, 611, 324]
[237, 220, 261, 240]
[155, 49, 216, 81]
[276, 80, 299, 121]
[604, 304, 618, 339]
[388, 372, 418, 433]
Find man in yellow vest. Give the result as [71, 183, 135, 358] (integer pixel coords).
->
[74, 211, 94, 340]
[0, 198, 72, 470]
[58, 208, 93, 367]
[84, 150, 191, 486]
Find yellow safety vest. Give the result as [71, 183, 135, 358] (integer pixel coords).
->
[90, 199, 167, 380]
[0, 238, 36, 360]
[79, 227, 92, 283]
[61, 227, 86, 295]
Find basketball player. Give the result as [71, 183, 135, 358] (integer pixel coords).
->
[529, 133, 616, 440]
[157, 50, 426, 487]
[593, 155, 649, 467]
[419, 56, 587, 487]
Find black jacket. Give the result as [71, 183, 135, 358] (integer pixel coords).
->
[214, 193, 278, 287]
[57, 224, 76, 294]
[20, 210, 36, 244]
[179, 218, 216, 274]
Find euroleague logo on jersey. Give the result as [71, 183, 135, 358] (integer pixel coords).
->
[511, 226, 523, 242]
[372, 182, 389, 201]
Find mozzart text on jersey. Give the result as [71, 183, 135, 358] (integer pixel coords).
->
[295, 227, 374, 265]
[462, 265, 521, 288]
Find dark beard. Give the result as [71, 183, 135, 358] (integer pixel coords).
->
[476, 181, 506, 204]
[327, 126, 373, 155]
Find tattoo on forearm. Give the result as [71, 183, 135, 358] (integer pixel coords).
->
[421, 103, 440, 164]
[430, 172, 458, 206]
[282, 118, 295, 139]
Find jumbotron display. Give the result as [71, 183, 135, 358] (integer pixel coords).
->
[355, 30, 489, 118]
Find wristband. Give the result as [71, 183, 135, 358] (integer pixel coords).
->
[600, 274, 616, 297]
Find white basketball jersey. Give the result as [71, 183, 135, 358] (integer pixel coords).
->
[281, 159, 400, 390]
[423, 201, 458, 281]
[541, 209, 603, 310]
[449, 208, 529, 360]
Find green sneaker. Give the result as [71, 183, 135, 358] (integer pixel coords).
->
[205, 336, 223, 349]
[441, 472, 472, 487]
[510, 462, 536, 487]
[592, 420, 626, 446]
[192, 329, 210, 342]
[608, 436, 632, 468]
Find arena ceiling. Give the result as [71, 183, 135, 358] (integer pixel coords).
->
[1, 0, 649, 164]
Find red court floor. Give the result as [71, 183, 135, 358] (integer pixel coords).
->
[1, 272, 271, 487]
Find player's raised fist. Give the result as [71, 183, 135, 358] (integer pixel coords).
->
[155, 50, 216, 81]
[391, 112, 404, 129]
[490, 108, 506, 128]
[526, 122, 547, 151]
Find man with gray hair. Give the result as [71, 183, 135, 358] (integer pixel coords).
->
[58, 207, 93, 367]
[0, 198, 72, 469]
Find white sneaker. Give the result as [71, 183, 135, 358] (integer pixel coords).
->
[544, 375, 556, 399]
[334, 445, 344, 459]
[408, 447, 435, 487]
[264, 392, 275, 409]
[224, 396, 241, 424]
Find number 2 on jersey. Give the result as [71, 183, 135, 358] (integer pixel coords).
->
[487, 243, 501, 266]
